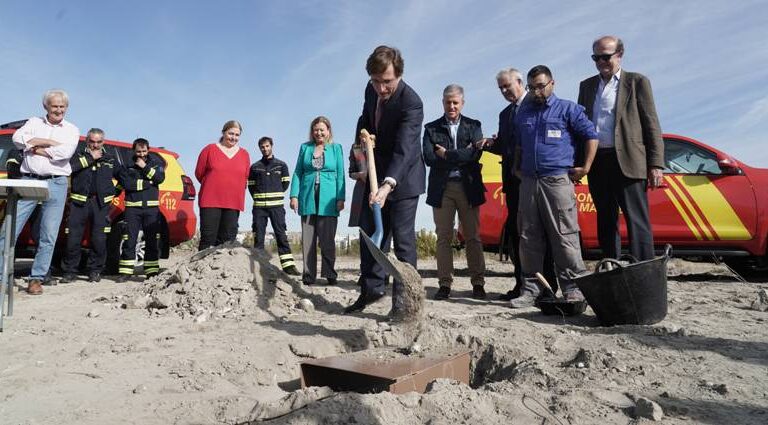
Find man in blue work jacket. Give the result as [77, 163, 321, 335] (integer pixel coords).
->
[510, 65, 599, 308]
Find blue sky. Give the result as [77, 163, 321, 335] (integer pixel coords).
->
[2, 0, 767, 234]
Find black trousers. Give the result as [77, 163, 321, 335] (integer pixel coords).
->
[588, 149, 654, 261]
[199, 207, 240, 250]
[358, 195, 419, 310]
[504, 176, 558, 294]
[252, 207, 295, 269]
[120, 207, 160, 275]
[62, 198, 111, 274]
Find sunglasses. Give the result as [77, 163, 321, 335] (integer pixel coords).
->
[591, 51, 619, 62]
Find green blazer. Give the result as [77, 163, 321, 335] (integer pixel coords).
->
[289, 142, 346, 217]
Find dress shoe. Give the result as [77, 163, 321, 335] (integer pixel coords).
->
[434, 286, 451, 300]
[472, 285, 487, 300]
[326, 277, 337, 285]
[283, 265, 301, 276]
[88, 272, 101, 283]
[116, 274, 131, 283]
[498, 289, 521, 301]
[59, 274, 77, 284]
[26, 279, 43, 295]
[343, 292, 384, 314]
[509, 291, 539, 308]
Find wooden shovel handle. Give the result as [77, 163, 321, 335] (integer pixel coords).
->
[360, 129, 379, 194]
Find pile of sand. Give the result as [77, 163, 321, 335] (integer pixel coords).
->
[122, 244, 302, 321]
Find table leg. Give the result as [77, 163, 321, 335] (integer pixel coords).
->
[1, 190, 18, 331]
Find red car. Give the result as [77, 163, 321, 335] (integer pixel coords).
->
[476, 133, 768, 277]
[0, 120, 197, 273]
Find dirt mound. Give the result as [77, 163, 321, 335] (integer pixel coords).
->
[125, 244, 302, 320]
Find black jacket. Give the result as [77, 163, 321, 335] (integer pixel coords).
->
[5, 149, 23, 179]
[486, 100, 521, 194]
[116, 155, 165, 208]
[422, 114, 486, 208]
[355, 80, 425, 201]
[69, 146, 120, 207]
[247, 156, 290, 208]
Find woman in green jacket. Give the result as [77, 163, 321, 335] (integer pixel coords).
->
[289, 116, 346, 285]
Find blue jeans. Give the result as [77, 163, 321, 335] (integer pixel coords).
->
[0, 176, 69, 279]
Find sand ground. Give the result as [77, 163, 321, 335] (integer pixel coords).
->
[1, 246, 766, 424]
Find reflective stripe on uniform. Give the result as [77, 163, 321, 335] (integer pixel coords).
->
[70, 193, 88, 202]
[64, 228, 69, 234]
[281, 177, 290, 182]
[104, 227, 111, 233]
[146, 200, 159, 207]
[79, 156, 89, 168]
[125, 201, 143, 207]
[103, 195, 114, 204]
[119, 268, 134, 275]
[119, 259, 135, 266]
[279, 253, 296, 267]
[253, 200, 284, 207]
[146, 168, 156, 179]
[247, 180, 255, 186]
[252, 192, 285, 199]
[137, 179, 144, 191]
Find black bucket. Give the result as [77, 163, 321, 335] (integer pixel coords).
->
[574, 245, 671, 326]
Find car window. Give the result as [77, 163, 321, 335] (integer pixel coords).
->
[664, 139, 721, 175]
[0, 134, 13, 171]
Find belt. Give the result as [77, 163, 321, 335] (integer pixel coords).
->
[23, 173, 63, 180]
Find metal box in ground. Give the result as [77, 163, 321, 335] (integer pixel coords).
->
[300, 350, 471, 394]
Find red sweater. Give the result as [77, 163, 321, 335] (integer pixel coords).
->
[195, 143, 251, 211]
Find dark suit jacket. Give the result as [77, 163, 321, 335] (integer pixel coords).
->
[578, 70, 664, 179]
[422, 115, 485, 208]
[356, 80, 425, 201]
[486, 99, 520, 193]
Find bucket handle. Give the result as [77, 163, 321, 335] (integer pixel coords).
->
[594, 258, 625, 273]
[594, 244, 673, 273]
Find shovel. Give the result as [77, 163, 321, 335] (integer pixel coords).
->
[358, 129, 403, 282]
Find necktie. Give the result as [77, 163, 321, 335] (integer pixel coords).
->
[375, 97, 384, 131]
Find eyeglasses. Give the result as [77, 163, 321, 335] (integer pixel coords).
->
[591, 51, 619, 62]
[526, 80, 552, 92]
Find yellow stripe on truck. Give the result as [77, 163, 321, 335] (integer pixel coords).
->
[666, 176, 714, 240]
[663, 177, 704, 241]
[673, 175, 751, 240]
[478, 152, 502, 184]
[158, 152, 183, 192]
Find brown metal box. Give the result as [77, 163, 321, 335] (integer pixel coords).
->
[300, 350, 471, 394]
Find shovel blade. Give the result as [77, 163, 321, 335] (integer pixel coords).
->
[360, 230, 403, 282]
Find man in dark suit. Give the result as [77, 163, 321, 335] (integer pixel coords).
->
[344, 45, 425, 317]
[423, 84, 486, 301]
[477, 68, 557, 300]
[577, 36, 664, 261]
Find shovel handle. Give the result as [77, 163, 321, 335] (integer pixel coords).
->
[535, 272, 556, 296]
[360, 129, 379, 195]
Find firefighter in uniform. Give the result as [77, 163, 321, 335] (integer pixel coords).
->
[60, 128, 119, 283]
[5, 148, 23, 179]
[248, 136, 300, 275]
[115, 138, 165, 282]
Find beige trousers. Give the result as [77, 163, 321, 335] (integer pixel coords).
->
[432, 182, 485, 287]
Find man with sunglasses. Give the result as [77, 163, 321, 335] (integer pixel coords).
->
[509, 65, 598, 308]
[578, 36, 664, 261]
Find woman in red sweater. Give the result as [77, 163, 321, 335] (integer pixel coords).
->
[195, 120, 251, 250]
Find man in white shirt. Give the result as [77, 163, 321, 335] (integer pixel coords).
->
[1, 89, 79, 295]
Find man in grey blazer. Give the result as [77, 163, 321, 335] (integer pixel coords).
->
[577, 35, 664, 261]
